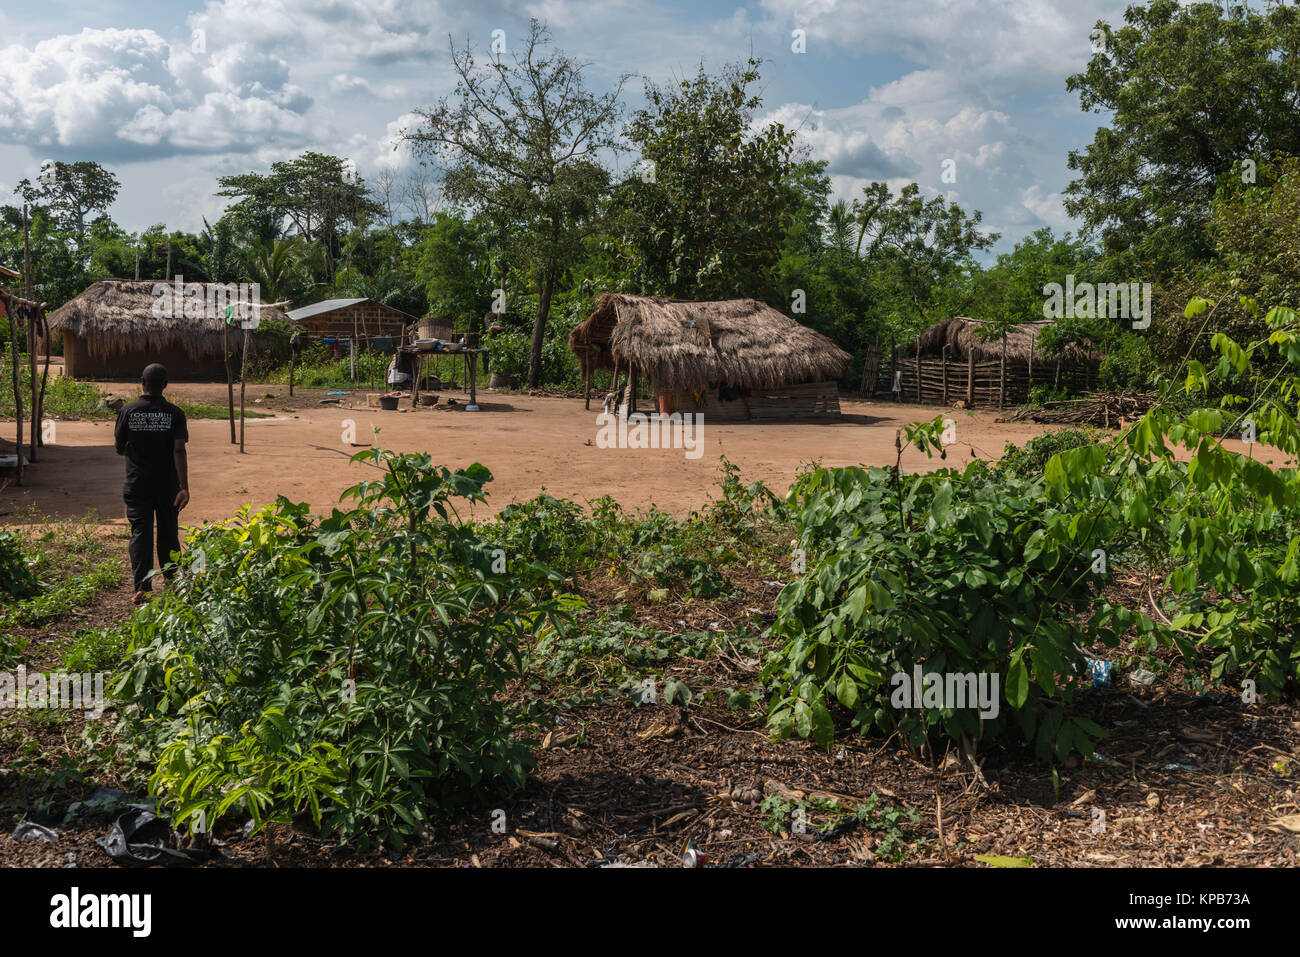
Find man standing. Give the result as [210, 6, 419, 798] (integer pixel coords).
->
[114, 363, 189, 603]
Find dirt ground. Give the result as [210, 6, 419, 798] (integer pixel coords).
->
[0, 379, 1168, 526]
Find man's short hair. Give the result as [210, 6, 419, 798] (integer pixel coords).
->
[142, 363, 168, 391]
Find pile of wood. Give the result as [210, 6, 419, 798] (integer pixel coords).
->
[1011, 391, 1158, 428]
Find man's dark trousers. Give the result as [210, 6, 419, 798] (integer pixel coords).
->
[126, 488, 180, 592]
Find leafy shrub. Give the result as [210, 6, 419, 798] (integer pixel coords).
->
[114, 450, 566, 849]
[763, 455, 1110, 761]
[998, 428, 1106, 479]
[488, 494, 591, 581]
[0, 366, 113, 420]
[0, 531, 39, 599]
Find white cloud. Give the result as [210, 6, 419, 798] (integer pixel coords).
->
[0, 27, 313, 157]
[766, 63, 1071, 242]
[759, 0, 1128, 90]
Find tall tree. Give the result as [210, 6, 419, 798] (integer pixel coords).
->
[621, 58, 799, 301]
[15, 160, 121, 242]
[1065, 0, 1300, 271]
[403, 20, 626, 388]
[854, 182, 998, 340]
[217, 152, 381, 284]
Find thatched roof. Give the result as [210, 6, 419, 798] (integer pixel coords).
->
[569, 294, 852, 391]
[916, 316, 1101, 364]
[48, 279, 288, 358]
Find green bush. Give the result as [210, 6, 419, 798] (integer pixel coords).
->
[0, 365, 113, 420]
[763, 452, 1110, 761]
[114, 450, 567, 849]
[998, 427, 1106, 479]
[0, 530, 39, 599]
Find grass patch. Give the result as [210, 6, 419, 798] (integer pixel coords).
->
[62, 622, 132, 671]
[0, 366, 114, 420]
[173, 399, 269, 420]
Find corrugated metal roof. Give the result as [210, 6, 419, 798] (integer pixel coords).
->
[286, 298, 369, 321]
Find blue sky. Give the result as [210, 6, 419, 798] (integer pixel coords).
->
[0, 0, 1136, 255]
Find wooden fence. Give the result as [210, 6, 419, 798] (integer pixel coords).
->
[870, 353, 1098, 409]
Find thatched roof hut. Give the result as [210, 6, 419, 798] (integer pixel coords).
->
[916, 316, 1100, 364]
[569, 294, 851, 419]
[49, 279, 288, 379]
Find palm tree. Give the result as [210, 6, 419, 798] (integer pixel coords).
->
[244, 236, 304, 304]
[826, 200, 857, 263]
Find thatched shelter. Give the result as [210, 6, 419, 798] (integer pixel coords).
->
[569, 294, 851, 420]
[891, 316, 1102, 408]
[916, 316, 1100, 364]
[49, 279, 288, 379]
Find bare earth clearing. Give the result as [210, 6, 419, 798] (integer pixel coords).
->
[5, 383, 1094, 525]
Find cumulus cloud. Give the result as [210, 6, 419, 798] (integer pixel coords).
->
[0, 26, 313, 158]
[765, 63, 1073, 242]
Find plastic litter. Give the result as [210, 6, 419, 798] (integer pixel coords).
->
[12, 818, 59, 843]
[681, 842, 708, 867]
[1085, 658, 1113, 687]
[1128, 668, 1157, 687]
[95, 802, 213, 867]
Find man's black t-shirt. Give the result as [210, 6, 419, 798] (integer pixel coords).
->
[114, 394, 188, 496]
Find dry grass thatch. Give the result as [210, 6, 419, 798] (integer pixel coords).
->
[916, 316, 1101, 364]
[48, 279, 288, 359]
[569, 294, 852, 391]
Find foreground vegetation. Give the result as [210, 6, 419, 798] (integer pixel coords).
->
[2, 298, 1295, 858]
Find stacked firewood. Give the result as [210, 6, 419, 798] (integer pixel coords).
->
[1012, 391, 1158, 428]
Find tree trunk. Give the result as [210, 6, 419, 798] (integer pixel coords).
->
[527, 272, 555, 390]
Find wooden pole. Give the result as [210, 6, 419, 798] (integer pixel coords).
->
[915, 337, 921, 403]
[967, 349, 975, 407]
[288, 337, 296, 396]
[223, 321, 236, 443]
[999, 333, 1007, 411]
[23, 206, 38, 462]
[239, 327, 250, 453]
[38, 311, 50, 442]
[941, 346, 949, 406]
[9, 295, 23, 486]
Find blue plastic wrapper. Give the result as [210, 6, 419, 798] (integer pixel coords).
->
[1086, 658, 1112, 688]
